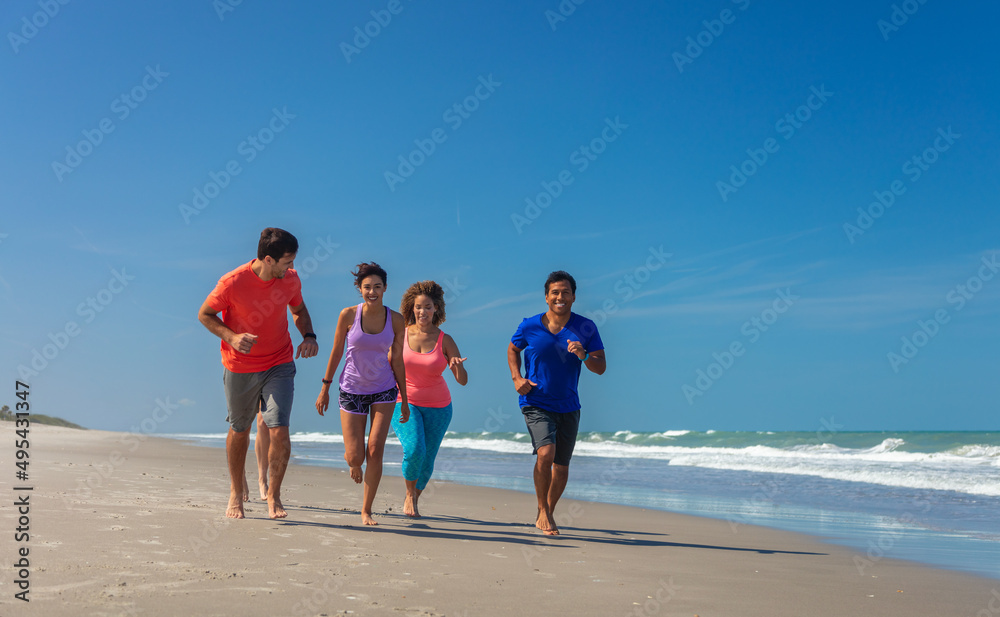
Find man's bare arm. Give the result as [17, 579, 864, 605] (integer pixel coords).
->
[290, 301, 318, 359]
[198, 300, 257, 354]
[508, 342, 535, 395]
[583, 349, 606, 375]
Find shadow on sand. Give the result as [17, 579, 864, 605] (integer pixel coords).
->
[276, 505, 826, 556]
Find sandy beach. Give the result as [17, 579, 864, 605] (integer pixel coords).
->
[2, 425, 997, 617]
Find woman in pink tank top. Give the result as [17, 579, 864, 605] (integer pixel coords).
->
[390, 280, 468, 518]
[315, 262, 409, 526]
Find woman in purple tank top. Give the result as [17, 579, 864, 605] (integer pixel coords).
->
[316, 262, 409, 526]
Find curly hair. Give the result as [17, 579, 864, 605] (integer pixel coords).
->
[399, 280, 446, 326]
[352, 262, 387, 288]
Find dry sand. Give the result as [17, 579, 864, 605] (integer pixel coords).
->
[1, 424, 997, 617]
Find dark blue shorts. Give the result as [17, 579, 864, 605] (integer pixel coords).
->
[521, 406, 581, 466]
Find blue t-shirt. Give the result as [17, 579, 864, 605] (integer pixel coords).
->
[511, 313, 604, 413]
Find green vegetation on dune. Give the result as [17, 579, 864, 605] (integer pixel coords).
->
[0, 405, 86, 429]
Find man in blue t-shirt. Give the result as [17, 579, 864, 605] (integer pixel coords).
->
[507, 270, 606, 535]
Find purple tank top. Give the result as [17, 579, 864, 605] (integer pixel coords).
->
[339, 303, 396, 395]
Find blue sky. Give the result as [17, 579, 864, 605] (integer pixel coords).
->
[2, 0, 998, 434]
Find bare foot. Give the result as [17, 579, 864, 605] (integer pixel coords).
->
[226, 491, 245, 519]
[241, 475, 250, 502]
[268, 495, 287, 519]
[536, 510, 559, 535]
[403, 493, 421, 518]
[362, 511, 378, 526]
[258, 477, 268, 501]
[349, 466, 363, 484]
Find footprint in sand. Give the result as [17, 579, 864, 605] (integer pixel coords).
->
[343, 593, 369, 602]
[381, 579, 418, 589]
[400, 608, 445, 616]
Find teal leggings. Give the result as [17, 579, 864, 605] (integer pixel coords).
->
[391, 402, 453, 491]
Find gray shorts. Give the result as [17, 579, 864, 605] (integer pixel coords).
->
[223, 361, 295, 432]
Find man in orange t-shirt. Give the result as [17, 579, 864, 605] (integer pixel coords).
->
[198, 228, 319, 519]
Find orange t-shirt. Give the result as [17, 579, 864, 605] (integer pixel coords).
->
[206, 260, 303, 373]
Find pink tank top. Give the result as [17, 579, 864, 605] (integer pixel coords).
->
[398, 329, 451, 407]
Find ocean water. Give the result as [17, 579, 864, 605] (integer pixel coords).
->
[165, 429, 1000, 580]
